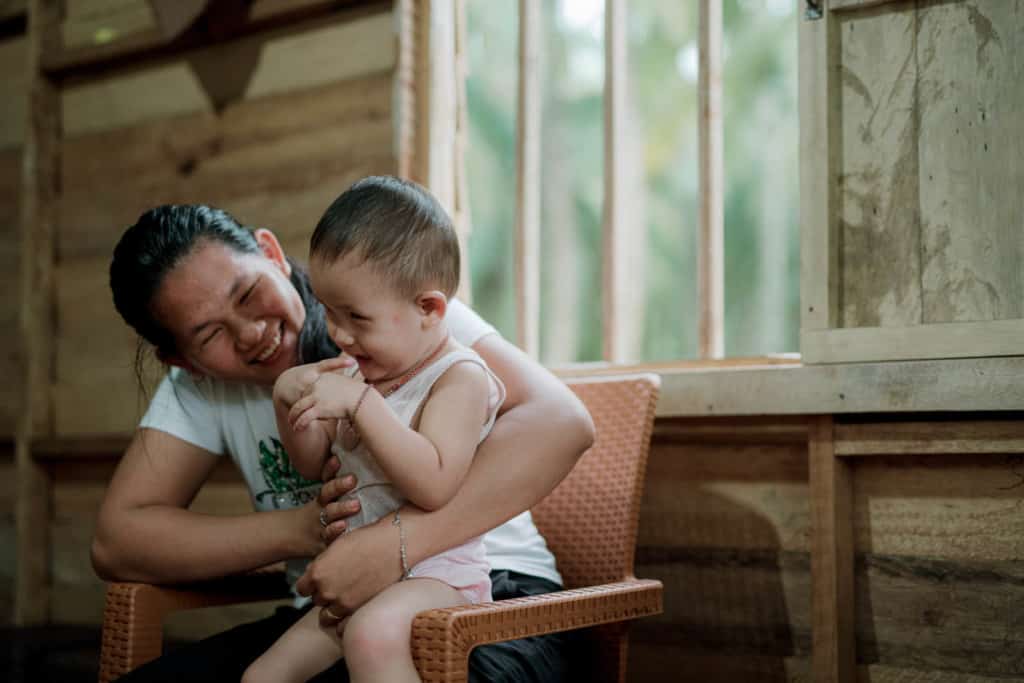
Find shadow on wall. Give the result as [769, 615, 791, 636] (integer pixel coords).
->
[629, 435, 810, 682]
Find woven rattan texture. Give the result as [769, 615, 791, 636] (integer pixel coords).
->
[409, 374, 662, 683]
[532, 376, 659, 589]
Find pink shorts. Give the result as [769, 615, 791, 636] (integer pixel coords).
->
[408, 537, 492, 604]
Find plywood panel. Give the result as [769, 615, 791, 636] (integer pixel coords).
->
[60, 8, 394, 137]
[837, 6, 921, 329]
[917, 0, 1024, 324]
[0, 37, 28, 150]
[0, 148, 22, 437]
[853, 454, 1024, 561]
[641, 441, 810, 553]
[58, 69, 394, 260]
[0, 454, 15, 626]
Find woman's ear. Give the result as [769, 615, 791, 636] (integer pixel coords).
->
[416, 291, 448, 328]
[254, 228, 291, 277]
[157, 348, 204, 377]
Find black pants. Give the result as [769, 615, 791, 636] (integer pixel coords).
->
[116, 570, 575, 682]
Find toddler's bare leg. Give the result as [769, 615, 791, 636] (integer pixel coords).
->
[343, 578, 468, 683]
[241, 607, 346, 683]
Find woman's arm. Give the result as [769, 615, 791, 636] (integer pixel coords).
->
[297, 333, 595, 611]
[91, 427, 326, 584]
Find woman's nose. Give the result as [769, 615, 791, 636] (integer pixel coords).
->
[235, 317, 266, 349]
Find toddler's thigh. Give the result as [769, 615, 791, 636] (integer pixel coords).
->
[343, 578, 466, 659]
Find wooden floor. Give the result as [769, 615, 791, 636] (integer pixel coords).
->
[1, 626, 101, 682]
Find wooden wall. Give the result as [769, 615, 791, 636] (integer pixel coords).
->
[1, 0, 398, 626]
[630, 416, 1024, 682]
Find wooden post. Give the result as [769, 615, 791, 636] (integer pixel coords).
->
[515, 0, 540, 356]
[697, 0, 724, 359]
[602, 0, 627, 362]
[406, 0, 469, 299]
[15, 0, 61, 625]
[809, 415, 856, 682]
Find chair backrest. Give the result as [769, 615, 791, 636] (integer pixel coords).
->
[532, 373, 660, 589]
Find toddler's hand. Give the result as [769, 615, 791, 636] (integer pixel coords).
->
[289, 372, 364, 431]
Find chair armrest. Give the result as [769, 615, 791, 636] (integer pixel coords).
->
[99, 569, 291, 683]
[410, 578, 662, 682]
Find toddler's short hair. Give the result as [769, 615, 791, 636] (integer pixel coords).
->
[310, 176, 460, 298]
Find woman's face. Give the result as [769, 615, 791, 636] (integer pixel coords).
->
[151, 233, 306, 386]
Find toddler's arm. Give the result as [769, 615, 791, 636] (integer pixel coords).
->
[345, 362, 491, 511]
[274, 362, 340, 481]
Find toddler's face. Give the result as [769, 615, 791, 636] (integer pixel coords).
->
[310, 252, 432, 382]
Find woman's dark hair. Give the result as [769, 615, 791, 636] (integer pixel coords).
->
[109, 205, 338, 385]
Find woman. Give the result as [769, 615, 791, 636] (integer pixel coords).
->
[93, 204, 594, 682]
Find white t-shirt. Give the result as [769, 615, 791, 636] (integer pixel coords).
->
[139, 299, 562, 587]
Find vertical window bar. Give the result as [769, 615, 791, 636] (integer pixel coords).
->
[698, 0, 724, 359]
[515, 0, 541, 356]
[602, 0, 628, 363]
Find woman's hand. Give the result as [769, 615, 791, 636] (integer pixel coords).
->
[295, 512, 401, 621]
[315, 457, 362, 542]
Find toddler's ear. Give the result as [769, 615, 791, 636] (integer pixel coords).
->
[416, 291, 448, 327]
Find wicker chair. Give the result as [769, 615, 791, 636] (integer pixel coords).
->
[99, 373, 662, 683]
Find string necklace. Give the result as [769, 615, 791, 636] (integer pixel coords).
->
[370, 334, 450, 398]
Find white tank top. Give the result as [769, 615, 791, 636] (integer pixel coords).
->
[333, 344, 506, 531]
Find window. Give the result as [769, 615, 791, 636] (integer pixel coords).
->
[464, 0, 798, 364]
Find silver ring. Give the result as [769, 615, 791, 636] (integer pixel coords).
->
[319, 508, 329, 528]
[323, 606, 342, 621]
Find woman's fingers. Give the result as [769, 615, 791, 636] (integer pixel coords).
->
[319, 473, 357, 504]
[319, 454, 342, 482]
[321, 520, 349, 544]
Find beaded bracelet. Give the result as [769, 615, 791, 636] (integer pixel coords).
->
[343, 384, 373, 444]
[392, 510, 412, 580]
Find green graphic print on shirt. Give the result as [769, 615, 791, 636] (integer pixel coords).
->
[254, 437, 320, 508]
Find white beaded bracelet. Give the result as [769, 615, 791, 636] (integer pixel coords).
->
[392, 510, 412, 580]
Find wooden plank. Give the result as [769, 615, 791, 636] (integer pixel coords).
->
[809, 416, 855, 682]
[801, 319, 1024, 364]
[58, 70, 394, 257]
[393, 0, 415, 179]
[697, 0, 723, 359]
[836, 6, 921, 330]
[916, 1, 1024, 325]
[601, 0, 627, 362]
[514, 0, 540, 356]
[854, 454, 1024, 562]
[59, 8, 393, 138]
[15, 0, 59, 626]
[835, 420, 1024, 456]
[641, 441, 810, 553]
[42, 0, 386, 80]
[654, 357, 1024, 418]
[0, 148, 22, 437]
[0, 36, 27, 150]
[798, 0, 837, 332]
[830, 0, 909, 11]
[452, 0, 471, 304]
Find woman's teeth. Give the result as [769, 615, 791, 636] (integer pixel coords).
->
[256, 328, 282, 362]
